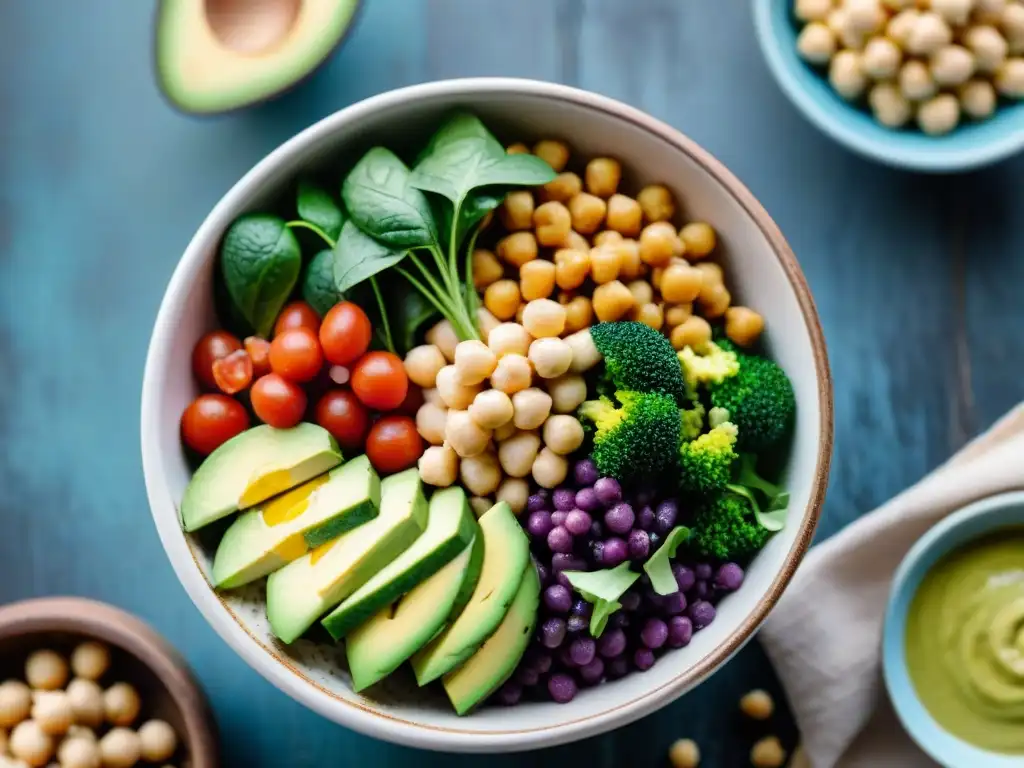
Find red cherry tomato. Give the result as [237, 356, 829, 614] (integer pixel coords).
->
[245, 336, 272, 378]
[250, 374, 307, 428]
[398, 384, 425, 416]
[211, 349, 253, 395]
[319, 302, 372, 366]
[269, 327, 324, 383]
[191, 331, 241, 390]
[315, 389, 370, 451]
[274, 301, 321, 337]
[365, 415, 424, 474]
[351, 352, 409, 411]
[181, 394, 249, 455]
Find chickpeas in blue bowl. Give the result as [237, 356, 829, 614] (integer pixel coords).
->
[754, 0, 1024, 171]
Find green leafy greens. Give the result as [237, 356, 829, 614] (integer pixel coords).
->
[563, 562, 641, 638]
[643, 526, 692, 595]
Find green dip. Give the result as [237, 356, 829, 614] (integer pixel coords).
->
[906, 528, 1024, 754]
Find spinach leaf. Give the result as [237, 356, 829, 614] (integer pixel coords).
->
[302, 249, 341, 317]
[220, 213, 302, 338]
[727, 484, 788, 532]
[642, 526, 692, 595]
[386, 279, 438, 354]
[563, 562, 641, 638]
[417, 112, 497, 162]
[342, 148, 439, 249]
[213, 271, 254, 338]
[296, 181, 345, 242]
[333, 220, 408, 295]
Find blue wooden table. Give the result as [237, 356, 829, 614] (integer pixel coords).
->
[2, 1, 1021, 765]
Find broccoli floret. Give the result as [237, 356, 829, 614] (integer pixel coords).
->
[678, 340, 740, 391]
[589, 322, 688, 406]
[690, 492, 771, 562]
[680, 400, 706, 440]
[678, 421, 739, 496]
[709, 348, 795, 453]
[578, 390, 682, 485]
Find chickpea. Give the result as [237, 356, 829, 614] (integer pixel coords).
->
[665, 303, 693, 327]
[496, 231, 537, 268]
[498, 431, 542, 477]
[931, 0, 973, 24]
[931, 45, 976, 87]
[445, 410, 491, 458]
[750, 736, 787, 768]
[9, 720, 52, 767]
[500, 191, 535, 231]
[693, 261, 723, 285]
[490, 354, 533, 395]
[488, 322, 532, 358]
[471, 248, 503, 290]
[138, 720, 178, 763]
[1004, 5, 1024, 54]
[31, 692, 71, 737]
[532, 447, 569, 488]
[522, 299, 566, 338]
[493, 420, 518, 442]
[460, 450, 502, 497]
[605, 194, 643, 237]
[632, 302, 663, 330]
[697, 282, 731, 318]
[436, 365, 481, 410]
[495, 477, 529, 516]
[593, 230, 623, 247]
[739, 689, 775, 720]
[70, 643, 110, 683]
[65, 679, 104, 729]
[996, 58, 1024, 98]
[477, 308, 501, 341]
[637, 184, 676, 223]
[660, 263, 704, 303]
[899, 59, 938, 101]
[554, 249, 591, 290]
[423, 387, 444, 408]
[520, 259, 556, 301]
[0, 680, 32, 728]
[617, 239, 643, 279]
[908, 12, 952, 56]
[796, 22, 838, 64]
[25, 652, 67, 692]
[584, 157, 621, 198]
[565, 329, 602, 372]
[725, 307, 765, 347]
[453, 340, 497, 385]
[404, 345, 447, 388]
[585, 246, 619, 285]
[533, 201, 572, 247]
[564, 229, 590, 252]
[425, 319, 458, 362]
[546, 373, 588, 413]
[679, 221, 717, 259]
[670, 316, 713, 350]
[592, 280, 636, 322]
[528, 337, 573, 379]
[639, 222, 684, 267]
[57, 737, 101, 768]
[469, 389, 514, 430]
[917, 93, 961, 135]
[484, 279, 522, 321]
[959, 79, 997, 119]
[563, 296, 594, 334]
[567, 193, 607, 234]
[103, 683, 139, 727]
[533, 139, 570, 172]
[862, 36, 902, 80]
[627, 280, 654, 305]
[668, 738, 700, 768]
[794, 0, 832, 22]
[965, 25, 1008, 74]
[886, 9, 920, 48]
[511, 388, 553, 431]
[542, 415, 585, 455]
[506, 142, 529, 155]
[97, 728, 140, 768]
[869, 82, 913, 128]
[541, 171, 583, 203]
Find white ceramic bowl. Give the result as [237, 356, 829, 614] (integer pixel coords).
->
[141, 78, 833, 753]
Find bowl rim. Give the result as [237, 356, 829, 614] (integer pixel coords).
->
[0, 597, 219, 767]
[751, 0, 1024, 173]
[882, 490, 1024, 767]
[140, 77, 834, 752]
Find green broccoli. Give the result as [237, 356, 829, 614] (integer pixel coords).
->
[678, 420, 739, 496]
[589, 321, 688, 406]
[578, 390, 682, 485]
[677, 340, 740, 391]
[690, 492, 771, 562]
[708, 345, 795, 453]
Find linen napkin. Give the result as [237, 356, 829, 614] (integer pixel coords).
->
[759, 405, 1024, 768]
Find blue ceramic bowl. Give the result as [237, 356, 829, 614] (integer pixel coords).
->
[882, 491, 1024, 768]
[753, 0, 1024, 172]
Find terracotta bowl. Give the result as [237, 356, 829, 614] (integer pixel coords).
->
[141, 78, 834, 753]
[0, 597, 218, 767]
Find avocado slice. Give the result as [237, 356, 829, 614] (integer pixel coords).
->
[211, 455, 381, 589]
[410, 502, 530, 686]
[155, 0, 363, 115]
[181, 423, 341, 532]
[321, 486, 476, 641]
[443, 561, 541, 715]
[345, 533, 484, 692]
[266, 469, 427, 644]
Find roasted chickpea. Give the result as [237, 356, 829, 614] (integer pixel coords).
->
[617, 239, 643, 279]
[693, 261, 724, 285]
[592, 280, 636, 322]
[725, 307, 764, 347]
[627, 279, 654, 305]
[454, 339, 497, 385]
[533, 139, 570, 172]
[697, 282, 731, 318]
[484, 279, 522, 320]
[589, 246, 622, 284]
[488, 322, 531, 358]
[680, 222, 717, 258]
[554, 249, 591, 290]
[671, 315, 713, 350]
[593, 230, 623, 247]
[639, 222, 684, 267]
[522, 299, 567, 338]
[564, 229, 590, 252]
[632, 302, 663, 330]
[637, 184, 676, 223]
[584, 157, 622, 198]
[490, 354, 533, 395]
[404, 344, 447, 388]
[416, 402, 448, 445]
[445, 409, 491, 458]
[498, 431, 541, 477]
[460, 450, 502, 497]
[660, 262, 703, 303]
[664, 303, 693, 327]
[563, 296, 594, 333]
[567, 193, 607, 235]
[546, 373, 588, 413]
[520, 259, 556, 301]
[534, 201, 572, 247]
[605, 194, 643, 237]
[497, 231, 538, 268]
[541, 171, 583, 203]
[469, 389, 515, 430]
[500, 190, 535, 231]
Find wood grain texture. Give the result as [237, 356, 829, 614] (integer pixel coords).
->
[1, 0, 1021, 766]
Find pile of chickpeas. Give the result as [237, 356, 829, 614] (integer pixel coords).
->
[402, 139, 764, 516]
[795, 0, 1024, 135]
[0, 643, 180, 768]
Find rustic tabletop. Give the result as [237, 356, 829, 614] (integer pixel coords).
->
[2, 1, 1021, 766]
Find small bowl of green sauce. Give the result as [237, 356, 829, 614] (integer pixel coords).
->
[883, 491, 1024, 767]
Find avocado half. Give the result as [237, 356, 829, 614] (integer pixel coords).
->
[155, 0, 363, 115]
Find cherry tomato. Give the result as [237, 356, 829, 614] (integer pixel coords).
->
[181, 394, 250, 455]
[212, 349, 253, 394]
[274, 301, 321, 337]
[251, 374, 307, 428]
[191, 331, 241, 390]
[245, 336, 272, 378]
[365, 415, 424, 474]
[269, 327, 324, 383]
[319, 302, 372, 366]
[315, 389, 370, 451]
[398, 384, 425, 416]
[351, 351, 409, 411]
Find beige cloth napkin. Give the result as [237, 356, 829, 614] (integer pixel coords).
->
[759, 405, 1024, 768]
